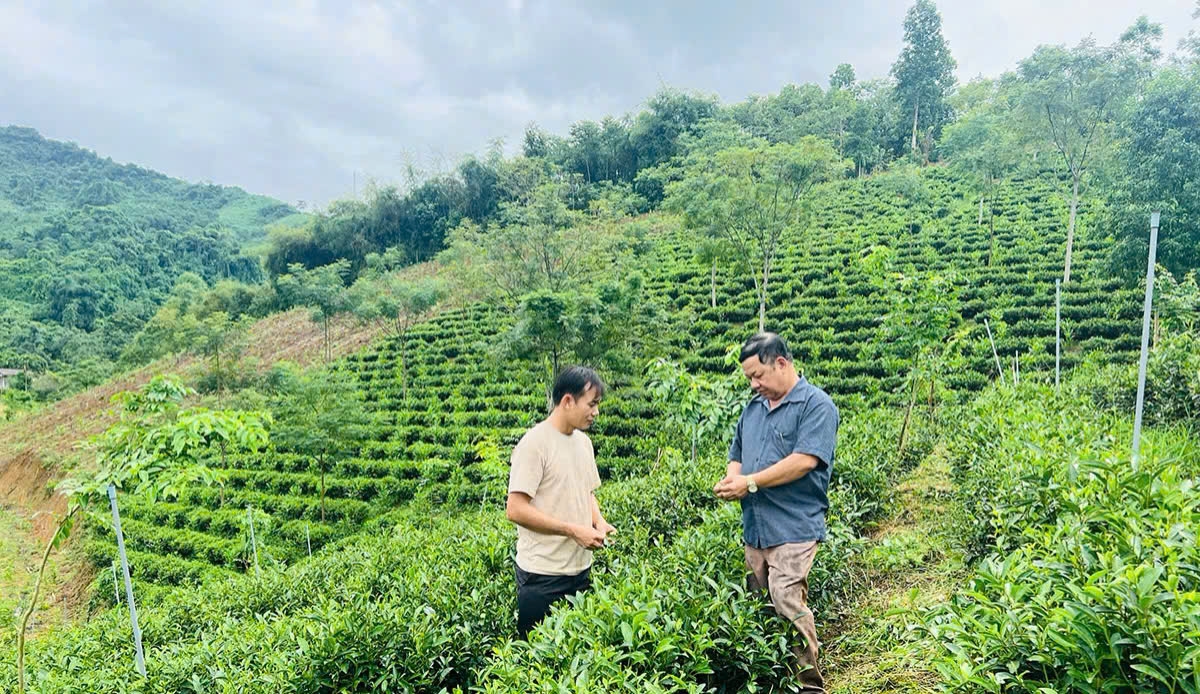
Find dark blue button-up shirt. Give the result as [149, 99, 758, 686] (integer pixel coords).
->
[727, 376, 839, 547]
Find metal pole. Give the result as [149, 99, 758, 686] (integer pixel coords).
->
[984, 318, 1004, 383]
[305, 522, 311, 557]
[1131, 211, 1161, 471]
[107, 485, 146, 676]
[247, 506, 259, 575]
[1055, 279, 1062, 390]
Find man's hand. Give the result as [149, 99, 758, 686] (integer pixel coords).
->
[713, 474, 750, 501]
[594, 519, 617, 543]
[568, 524, 608, 549]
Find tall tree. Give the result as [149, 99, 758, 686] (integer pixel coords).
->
[276, 260, 356, 362]
[1101, 65, 1200, 280]
[666, 137, 849, 331]
[830, 63, 857, 91]
[844, 79, 900, 176]
[940, 78, 1024, 264]
[268, 363, 369, 523]
[437, 182, 615, 304]
[1017, 18, 1162, 283]
[890, 0, 957, 158]
[351, 270, 446, 401]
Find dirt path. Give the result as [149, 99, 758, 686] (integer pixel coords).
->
[824, 446, 965, 694]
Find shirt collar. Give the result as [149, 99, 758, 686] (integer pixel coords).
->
[752, 375, 811, 409]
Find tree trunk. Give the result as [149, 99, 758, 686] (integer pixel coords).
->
[400, 329, 409, 403]
[215, 349, 222, 407]
[910, 101, 920, 153]
[988, 203, 996, 267]
[758, 262, 769, 332]
[710, 260, 717, 309]
[1063, 174, 1080, 284]
[897, 374, 919, 460]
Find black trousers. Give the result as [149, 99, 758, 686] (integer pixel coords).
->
[515, 564, 591, 639]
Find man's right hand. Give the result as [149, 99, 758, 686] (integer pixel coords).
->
[569, 524, 607, 549]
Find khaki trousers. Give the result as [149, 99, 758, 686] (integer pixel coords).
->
[744, 541, 824, 693]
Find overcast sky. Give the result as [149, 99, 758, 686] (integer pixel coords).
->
[2, 1, 1196, 208]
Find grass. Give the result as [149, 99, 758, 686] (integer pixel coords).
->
[0, 506, 78, 638]
[824, 444, 966, 694]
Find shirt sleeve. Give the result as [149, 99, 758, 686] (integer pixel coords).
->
[793, 397, 838, 470]
[508, 434, 543, 497]
[587, 436, 601, 492]
[728, 408, 745, 462]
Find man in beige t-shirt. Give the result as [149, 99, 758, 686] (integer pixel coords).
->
[506, 365, 616, 638]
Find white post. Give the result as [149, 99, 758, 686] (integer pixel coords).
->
[305, 522, 311, 557]
[1055, 279, 1062, 390]
[107, 485, 146, 676]
[1131, 211, 1161, 471]
[984, 318, 1004, 383]
[247, 506, 260, 575]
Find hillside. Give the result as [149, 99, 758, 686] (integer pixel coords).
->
[2, 161, 1170, 693]
[0, 126, 304, 394]
[65, 164, 1142, 583]
[6, 4, 1200, 690]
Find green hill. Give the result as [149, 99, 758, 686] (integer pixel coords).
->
[5, 162, 1164, 692]
[0, 126, 303, 391]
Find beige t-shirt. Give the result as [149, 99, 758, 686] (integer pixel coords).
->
[508, 419, 601, 575]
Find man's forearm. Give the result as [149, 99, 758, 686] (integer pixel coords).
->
[507, 495, 574, 537]
[726, 460, 742, 477]
[590, 496, 604, 528]
[747, 453, 818, 489]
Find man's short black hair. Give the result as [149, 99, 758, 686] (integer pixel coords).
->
[551, 366, 607, 406]
[740, 332, 793, 364]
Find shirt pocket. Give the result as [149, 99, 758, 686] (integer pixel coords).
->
[768, 421, 797, 460]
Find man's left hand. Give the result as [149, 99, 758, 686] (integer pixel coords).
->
[714, 475, 749, 501]
[594, 520, 617, 544]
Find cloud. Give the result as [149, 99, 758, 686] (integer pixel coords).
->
[1, 0, 1195, 208]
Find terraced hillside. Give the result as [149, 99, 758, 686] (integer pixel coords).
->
[76, 165, 1143, 592]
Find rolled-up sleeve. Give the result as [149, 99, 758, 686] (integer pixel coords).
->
[792, 398, 838, 470]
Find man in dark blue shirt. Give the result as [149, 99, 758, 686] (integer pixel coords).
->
[715, 332, 839, 693]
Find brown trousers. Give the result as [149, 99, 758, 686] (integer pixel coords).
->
[744, 541, 824, 693]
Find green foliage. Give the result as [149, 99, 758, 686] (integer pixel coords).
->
[666, 136, 850, 330]
[1014, 17, 1161, 283]
[1070, 281, 1200, 425]
[502, 274, 670, 385]
[926, 377, 1200, 692]
[266, 362, 371, 522]
[645, 350, 746, 461]
[275, 259, 355, 362]
[12, 374, 271, 692]
[890, 0, 958, 157]
[0, 126, 295, 385]
[438, 181, 623, 304]
[1102, 64, 1200, 280]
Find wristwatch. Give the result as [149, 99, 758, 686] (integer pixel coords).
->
[744, 475, 758, 494]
